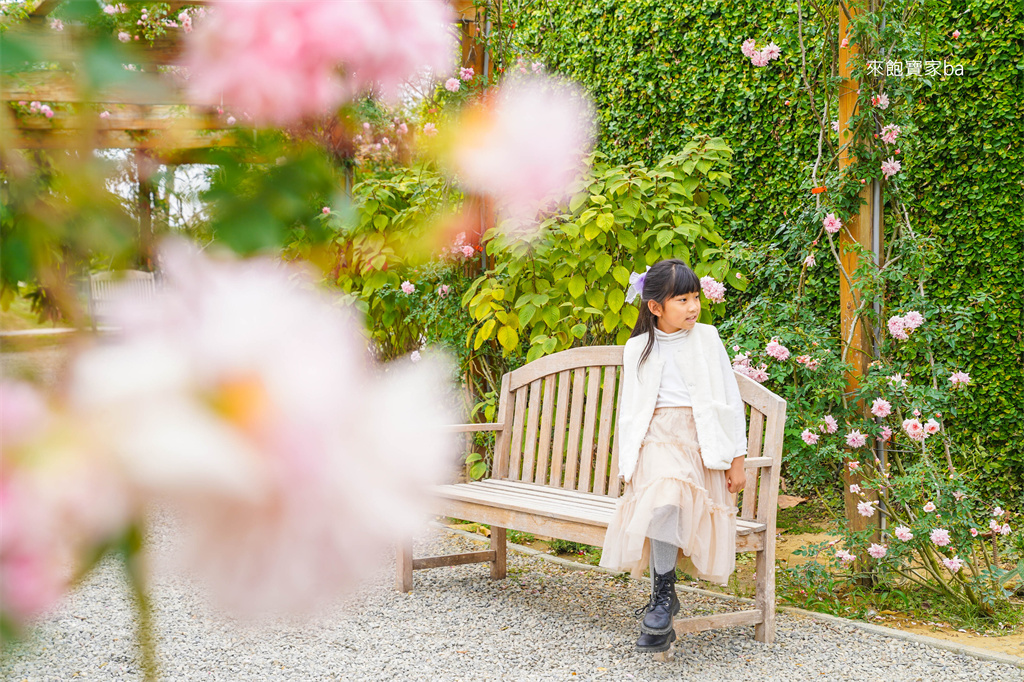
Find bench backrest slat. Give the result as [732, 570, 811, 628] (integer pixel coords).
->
[493, 346, 786, 523]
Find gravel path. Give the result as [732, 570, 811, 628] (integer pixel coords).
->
[2, 511, 1021, 682]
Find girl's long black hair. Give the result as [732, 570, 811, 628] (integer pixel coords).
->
[629, 259, 701, 374]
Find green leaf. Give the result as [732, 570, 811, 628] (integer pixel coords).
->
[709, 190, 730, 207]
[657, 230, 674, 248]
[608, 288, 625, 313]
[596, 213, 615, 230]
[373, 214, 389, 230]
[595, 253, 613, 276]
[622, 305, 639, 328]
[603, 311, 621, 333]
[583, 221, 602, 241]
[618, 230, 638, 250]
[613, 265, 632, 287]
[571, 323, 587, 338]
[586, 289, 605, 308]
[569, 192, 588, 212]
[568, 274, 586, 299]
[497, 325, 519, 351]
[519, 304, 538, 327]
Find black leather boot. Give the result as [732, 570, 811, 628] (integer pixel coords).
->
[636, 568, 680, 635]
[636, 627, 676, 653]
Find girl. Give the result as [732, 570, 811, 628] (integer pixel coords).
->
[599, 259, 748, 653]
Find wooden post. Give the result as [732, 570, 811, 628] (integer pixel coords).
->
[838, 8, 881, 548]
[136, 149, 154, 271]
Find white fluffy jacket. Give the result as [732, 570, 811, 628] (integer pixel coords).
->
[616, 323, 747, 482]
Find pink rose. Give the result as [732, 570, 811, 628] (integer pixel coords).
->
[803, 254, 816, 267]
[894, 526, 913, 542]
[401, 280, 415, 294]
[823, 212, 842, 234]
[923, 502, 936, 513]
[801, 429, 819, 445]
[445, 77, 461, 93]
[942, 556, 964, 572]
[845, 430, 867, 448]
[699, 276, 726, 304]
[923, 418, 941, 435]
[870, 398, 891, 418]
[949, 371, 971, 388]
[765, 339, 790, 361]
[820, 415, 839, 434]
[867, 543, 887, 559]
[881, 157, 901, 179]
[930, 528, 951, 547]
[877, 426, 892, 442]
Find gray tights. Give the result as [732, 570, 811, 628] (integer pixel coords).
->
[650, 538, 678, 576]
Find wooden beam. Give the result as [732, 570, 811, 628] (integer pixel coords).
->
[3, 71, 181, 106]
[838, 6, 881, 548]
[7, 127, 240, 150]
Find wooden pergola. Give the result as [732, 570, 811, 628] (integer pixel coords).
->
[2, 0, 499, 264]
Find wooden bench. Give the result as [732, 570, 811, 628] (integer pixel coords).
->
[397, 345, 787, 644]
[87, 270, 158, 329]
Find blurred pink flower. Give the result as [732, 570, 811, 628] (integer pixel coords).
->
[877, 426, 892, 442]
[923, 501, 936, 513]
[952, 491, 966, 501]
[448, 75, 595, 230]
[867, 543, 887, 559]
[930, 528, 951, 546]
[823, 212, 842, 234]
[750, 50, 770, 67]
[1000, 524, 1011, 536]
[66, 240, 461, 617]
[840, 38, 849, 48]
[847, 460, 860, 471]
[181, 0, 455, 126]
[849, 484, 861, 494]
[410, 350, 421, 363]
[835, 549, 856, 564]
[881, 157, 902, 179]
[871, 398, 892, 418]
[437, 284, 450, 297]
[923, 418, 941, 435]
[800, 429, 819, 445]
[846, 430, 867, 448]
[803, 253, 816, 267]
[952, 30, 961, 39]
[888, 373, 907, 387]
[444, 77, 461, 92]
[322, 206, 331, 214]
[765, 338, 789, 361]
[117, 31, 130, 42]
[460, 67, 475, 80]
[857, 501, 875, 517]
[422, 122, 438, 136]
[1, 383, 133, 628]
[831, 120, 839, 132]
[99, 110, 111, 119]
[763, 42, 781, 60]
[700, 276, 726, 304]
[993, 507, 1004, 517]
[740, 38, 757, 58]
[949, 371, 971, 388]
[531, 61, 544, 73]
[894, 526, 913, 542]
[989, 518, 1002, 533]
[871, 93, 890, 109]
[401, 280, 415, 294]
[942, 556, 963, 572]
[461, 245, 475, 258]
[820, 415, 839, 434]
[49, 18, 63, 31]
[969, 527, 978, 537]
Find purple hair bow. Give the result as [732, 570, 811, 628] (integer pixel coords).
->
[625, 266, 651, 304]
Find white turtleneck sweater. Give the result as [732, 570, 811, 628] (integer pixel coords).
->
[653, 325, 694, 409]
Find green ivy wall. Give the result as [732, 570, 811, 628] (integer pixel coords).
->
[517, 0, 1023, 498]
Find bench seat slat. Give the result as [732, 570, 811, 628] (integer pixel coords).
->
[435, 480, 766, 536]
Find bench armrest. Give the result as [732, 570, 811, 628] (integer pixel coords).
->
[438, 422, 505, 433]
[743, 456, 775, 468]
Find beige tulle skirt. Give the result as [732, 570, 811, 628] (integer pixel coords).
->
[599, 406, 737, 586]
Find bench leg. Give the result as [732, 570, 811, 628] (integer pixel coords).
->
[490, 526, 507, 580]
[753, 547, 776, 644]
[396, 537, 413, 592]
